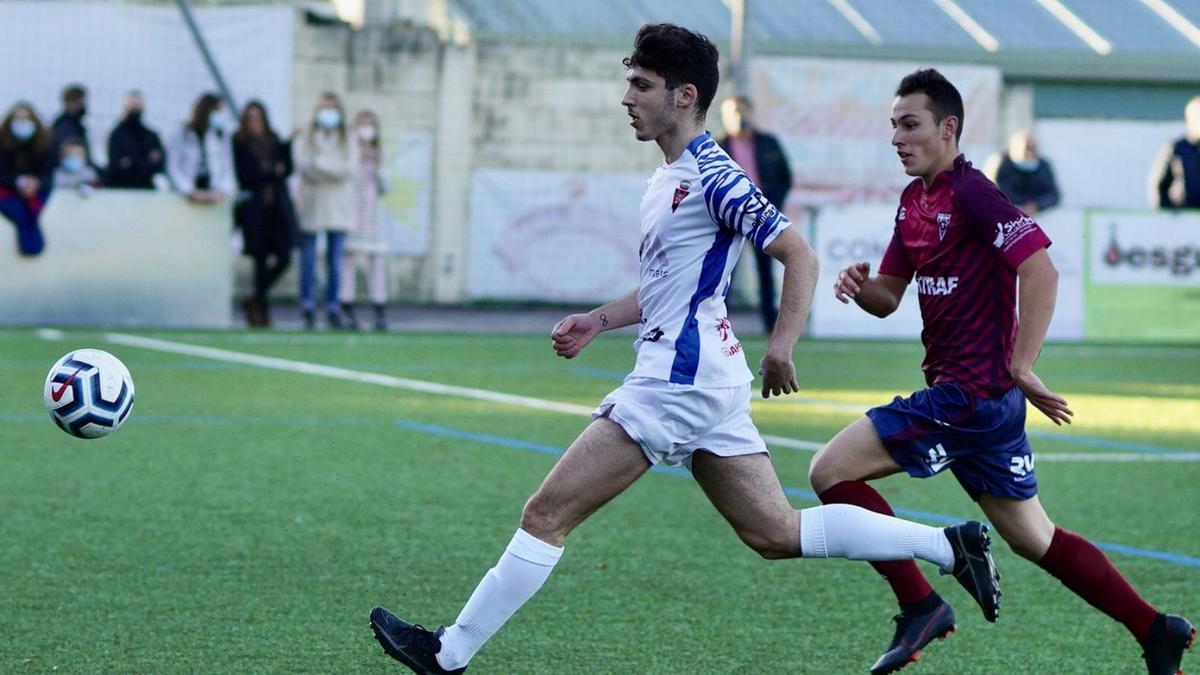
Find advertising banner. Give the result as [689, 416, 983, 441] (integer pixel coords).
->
[1086, 210, 1200, 342]
[466, 169, 646, 303]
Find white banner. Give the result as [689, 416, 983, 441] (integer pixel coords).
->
[1088, 210, 1200, 286]
[811, 205, 1086, 341]
[810, 205, 924, 338]
[465, 169, 646, 302]
[1, 190, 233, 328]
[382, 130, 434, 256]
[750, 58, 1001, 207]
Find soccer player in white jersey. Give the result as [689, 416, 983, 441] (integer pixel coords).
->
[369, 24, 1001, 673]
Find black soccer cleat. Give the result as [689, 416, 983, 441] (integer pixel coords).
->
[942, 521, 1001, 623]
[369, 606, 466, 674]
[870, 599, 957, 674]
[1140, 613, 1195, 675]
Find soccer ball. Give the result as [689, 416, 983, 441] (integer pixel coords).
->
[44, 349, 135, 439]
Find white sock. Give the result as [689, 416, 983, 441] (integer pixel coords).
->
[799, 504, 954, 569]
[436, 529, 563, 671]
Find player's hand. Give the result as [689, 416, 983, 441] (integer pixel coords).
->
[759, 349, 799, 398]
[551, 313, 599, 359]
[1012, 368, 1073, 425]
[834, 261, 871, 304]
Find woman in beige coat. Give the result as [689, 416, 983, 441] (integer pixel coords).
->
[294, 92, 359, 329]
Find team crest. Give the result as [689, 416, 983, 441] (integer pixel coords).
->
[671, 180, 691, 212]
[897, 207, 907, 221]
[937, 213, 951, 240]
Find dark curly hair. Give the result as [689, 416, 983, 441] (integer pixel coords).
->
[623, 24, 719, 122]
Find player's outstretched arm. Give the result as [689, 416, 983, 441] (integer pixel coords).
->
[1011, 249, 1073, 425]
[759, 227, 817, 398]
[551, 287, 640, 359]
[834, 262, 908, 318]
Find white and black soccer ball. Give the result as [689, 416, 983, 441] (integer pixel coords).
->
[44, 349, 135, 439]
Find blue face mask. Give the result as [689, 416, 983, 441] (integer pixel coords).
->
[11, 118, 35, 140]
[1013, 158, 1041, 172]
[61, 155, 84, 173]
[208, 111, 226, 132]
[315, 108, 341, 129]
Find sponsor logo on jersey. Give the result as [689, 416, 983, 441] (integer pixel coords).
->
[937, 212, 951, 241]
[722, 342, 743, 357]
[994, 215, 1037, 250]
[715, 317, 731, 342]
[916, 275, 959, 296]
[671, 179, 691, 212]
[640, 326, 665, 343]
[897, 206, 907, 221]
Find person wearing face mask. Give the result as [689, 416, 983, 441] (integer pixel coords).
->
[293, 92, 360, 330]
[1150, 96, 1200, 209]
[0, 102, 54, 256]
[990, 130, 1060, 216]
[167, 92, 235, 204]
[338, 109, 391, 331]
[51, 83, 99, 173]
[52, 137, 100, 196]
[106, 90, 166, 189]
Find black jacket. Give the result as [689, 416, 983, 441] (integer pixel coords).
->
[51, 112, 96, 169]
[233, 135, 297, 256]
[1153, 138, 1200, 209]
[106, 115, 166, 189]
[717, 129, 793, 208]
[0, 141, 53, 192]
[995, 156, 1060, 212]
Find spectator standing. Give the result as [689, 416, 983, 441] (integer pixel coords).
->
[294, 92, 359, 330]
[106, 91, 166, 189]
[50, 84, 98, 171]
[717, 95, 793, 334]
[167, 92, 234, 204]
[52, 137, 101, 195]
[1150, 96, 1200, 209]
[992, 130, 1060, 216]
[0, 103, 54, 256]
[339, 109, 390, 331]
[233, 100, 297, 328]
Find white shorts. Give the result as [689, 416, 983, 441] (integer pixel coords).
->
[591, 376, 768, 469]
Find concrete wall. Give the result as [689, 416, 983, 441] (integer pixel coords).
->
[1, 190, 234, 328]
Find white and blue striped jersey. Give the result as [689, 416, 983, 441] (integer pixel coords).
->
[631, 132, 790, 387]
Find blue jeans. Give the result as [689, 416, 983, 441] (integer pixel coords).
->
[0, 184, 52, 256]
[299, 231, 346, 311]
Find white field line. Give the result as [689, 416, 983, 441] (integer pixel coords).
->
[90, 332, 1197, 463]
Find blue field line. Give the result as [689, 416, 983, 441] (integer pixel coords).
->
[392, 418, 1200, 570]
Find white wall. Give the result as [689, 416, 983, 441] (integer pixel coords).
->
[1, 190, 234, 328]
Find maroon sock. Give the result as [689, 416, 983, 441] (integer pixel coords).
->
[819, 480, 935, 607]
[1037, 527, 1158, 640]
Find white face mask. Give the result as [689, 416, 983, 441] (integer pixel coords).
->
[208, 111, 227, 132]
[11, 118, 35, 140]
[316, 108, 341, 130]
[356, 125, 376, 142]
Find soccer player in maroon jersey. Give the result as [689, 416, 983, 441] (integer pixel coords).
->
[811, 68, 1195, 675]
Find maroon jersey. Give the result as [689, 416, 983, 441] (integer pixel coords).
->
[879, 155, 1051, 398]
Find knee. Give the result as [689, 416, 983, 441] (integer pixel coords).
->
[808, 450, 839, 494]
[519, 493, 565, 542]
[999, 524, 1055, 561]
